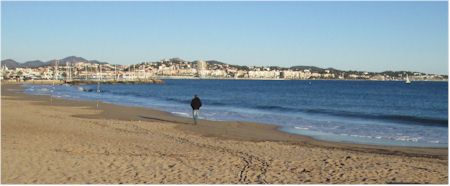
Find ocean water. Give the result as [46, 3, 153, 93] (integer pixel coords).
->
[23, 80, 448, 147]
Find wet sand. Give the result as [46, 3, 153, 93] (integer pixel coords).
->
[1, 84, 448, 183]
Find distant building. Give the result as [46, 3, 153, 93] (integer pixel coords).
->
[196, 60, 207, 78]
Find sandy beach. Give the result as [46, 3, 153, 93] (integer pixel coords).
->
[1, 84, 448, 184]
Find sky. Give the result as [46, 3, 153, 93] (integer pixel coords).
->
[1, 1, 448, 74]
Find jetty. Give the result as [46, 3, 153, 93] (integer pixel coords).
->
[1, 79, 164, 85]
[64, 79, 164, 85]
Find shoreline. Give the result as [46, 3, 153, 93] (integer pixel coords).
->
[4, 83, 448, 159]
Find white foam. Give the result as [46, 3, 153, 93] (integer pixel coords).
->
[39, 88, 49, 92]
[394, 136, 421, 142]
[294, 126, 309, 130]
[171, 112, 190, 117]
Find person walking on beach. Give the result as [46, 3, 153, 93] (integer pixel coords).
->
[190, 95, 202, 125]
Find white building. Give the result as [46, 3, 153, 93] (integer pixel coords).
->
[196, 60, 208, 78]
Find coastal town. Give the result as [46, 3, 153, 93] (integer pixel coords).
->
[2, 1, 449, 184]
[1, 56, 447, 81]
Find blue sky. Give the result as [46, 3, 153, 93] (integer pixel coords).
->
[1, 1, 448, 74]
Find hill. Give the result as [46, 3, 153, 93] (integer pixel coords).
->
[1, 59, 20, 69]
[1, 56, 108, 69]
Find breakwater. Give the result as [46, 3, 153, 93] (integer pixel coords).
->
[1, 79, 164, 85]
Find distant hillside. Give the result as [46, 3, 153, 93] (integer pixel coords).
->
[46, 56, 108, 66]
[206, 60, 226, 65]
[290, 65, 326, 72]
[1, 59, 20, 69]
[1, 56, 108, 69]
[22, 60, 46, 68]
[2, 56, 445, 77]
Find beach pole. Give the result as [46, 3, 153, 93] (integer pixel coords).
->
[65, 62, 67, 81]
[55, 60, 59, 80]
[96, 81, 100, 109]
[51, 82, 55, 104]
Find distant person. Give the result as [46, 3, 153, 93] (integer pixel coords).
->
[190, 95, 202, 125]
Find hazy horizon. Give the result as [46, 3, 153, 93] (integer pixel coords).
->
[1, 55, 448, 75]
[2, 1, 448, 75]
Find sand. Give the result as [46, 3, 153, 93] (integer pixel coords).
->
[1, 84, 448, 184]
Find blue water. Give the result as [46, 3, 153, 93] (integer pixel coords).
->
[23, 80, 448, 147]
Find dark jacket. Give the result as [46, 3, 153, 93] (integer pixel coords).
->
[191, 97, 202, 110]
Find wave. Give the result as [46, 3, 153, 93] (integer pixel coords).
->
[305, 109, 447, 127]
[380, 115, 448, 126]
[255, 105, 296, 112]
[165, 97, 190, 104]
[171, 112, 190, 117]
[254, 105, 448, 127]
[294, 126, 310, 130]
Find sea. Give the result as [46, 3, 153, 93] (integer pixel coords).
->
[23, 79, 448, 148]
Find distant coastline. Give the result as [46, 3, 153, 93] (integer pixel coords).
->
[1, 56, 448, 82]
[156, 76, 449, 82]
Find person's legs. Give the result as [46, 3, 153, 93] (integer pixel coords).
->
[196, 110, 200, 120]
[192, 109, 199, 124]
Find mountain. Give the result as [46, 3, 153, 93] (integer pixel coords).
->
[58, 56, 106, 65]
[324, 67, 341, 72]
[1, 59, 47, 68]
[22, 60, 46, 68]
[1, 56, 109, 69]
[43, 56, 107, 66]
[62, 56, 88, 62]
[1, 59, 20, 69]
[206, 60, 226, 65]
[290, 65, 325, 72]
